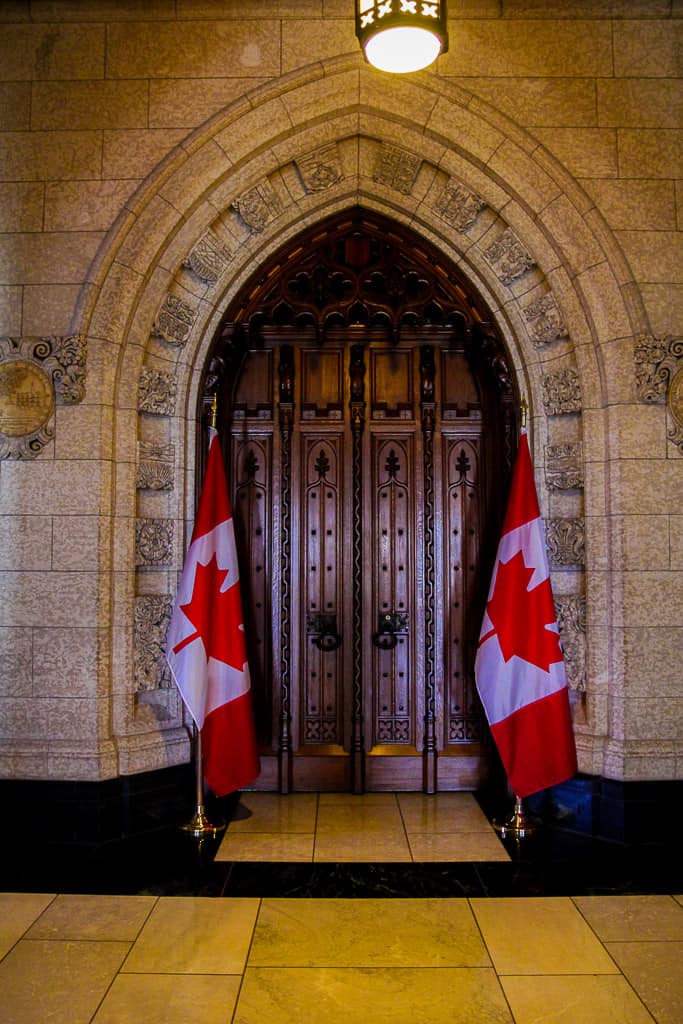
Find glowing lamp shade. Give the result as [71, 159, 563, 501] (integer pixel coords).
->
[356, 1, 448, 75]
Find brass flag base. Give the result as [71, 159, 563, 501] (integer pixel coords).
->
[493, 796, 536, 839]
[180, 804, 226, 839]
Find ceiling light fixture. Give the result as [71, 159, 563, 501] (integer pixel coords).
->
[355, 0, 448, 75]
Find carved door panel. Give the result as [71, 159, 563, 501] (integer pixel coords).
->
[229, 335, 491, 792]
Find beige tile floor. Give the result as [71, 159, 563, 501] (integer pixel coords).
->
[214, 791, 512, 862]
[2, 891, 682, 1023]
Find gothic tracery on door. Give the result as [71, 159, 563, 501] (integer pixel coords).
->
[205, 211, 516, 793]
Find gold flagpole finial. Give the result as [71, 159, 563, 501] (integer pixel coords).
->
[520, 395, 528, 429]
[210, 393, 218, 430]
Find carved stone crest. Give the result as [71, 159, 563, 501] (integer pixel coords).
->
[546, 517, 585, 567]
[134, 594, 173, 691]
[136, 442, 175, 490]
[233, 181, 282, 232]
[542, 368, 582, 415]
[483, 229, 536, 284]
[556, 594, 586, 692]
[138, 368, 177, 416]
[433, 179, 485, 231]
[152, 294, 197, 346]
[135, 518, 174, 566]
[296, 143, 343, 193]
[545, 443, 583, 491]
[523, 293, 568, 347]
[183, 232, 232, 284]
[373, 143, 421, 195]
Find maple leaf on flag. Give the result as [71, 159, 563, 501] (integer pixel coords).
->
[482, 549, 563, 672]
[173, 553, 246, 671]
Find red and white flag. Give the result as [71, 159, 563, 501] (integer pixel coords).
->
[166, 427, 260, 797]
[474, 429, 577, 798]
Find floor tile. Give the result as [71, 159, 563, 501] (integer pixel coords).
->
[248, 898, 491, 967]
[315, 800, 404, 834]
[215, 832, 314, 862]
[313, 830, 411, 861]
[92, 973, 242, 1024]
[0, 893, 56, 959]
[501, 973, 656, 1024]
[408, 831, 510, 862]
[228, 793, 318, 833]
[398, 793, 493, 833]
[573, 894, 683, 941]
[317, 793, 399, 805]
[0, 938, 130, 1024]
[25, 893, 157, 941]
[234, 966, 513, 1024]
[470, 897, 619, 975]
[122, 896, 259, 974]
[606, 940, 683, 1024]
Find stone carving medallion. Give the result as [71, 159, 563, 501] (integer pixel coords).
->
[542, 368, 582, 415]
[666, 365, 683, 452]
[373, 143, 421, 195]
[0, 360, 53, 438]
[137, 442, 175, 490]
[545, 443, 583, 491]
[433, 179, 485, 231]
[546, 517, 585, 567]
[483, 229, 535, 284]
[523, 293, 568, 347]
[138, 369, 177, 416]
[183, 232, 232, 284]
[0, 335, 87, 459]
[296, 143, 343, 193]
[136, 518, 174, 566]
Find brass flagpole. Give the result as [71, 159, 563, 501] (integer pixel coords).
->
[180, 394, 226, 839]
[492, 394, 536, 841]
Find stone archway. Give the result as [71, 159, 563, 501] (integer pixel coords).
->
[73, 54, 648, 783]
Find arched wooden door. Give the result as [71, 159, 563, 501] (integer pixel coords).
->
[206, 211, 516, 792]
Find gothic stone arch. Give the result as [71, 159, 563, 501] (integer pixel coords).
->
[75, 54, 647, 782]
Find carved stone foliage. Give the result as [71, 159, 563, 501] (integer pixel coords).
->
[546, 517, 585, 567]
[634, 334, 683, 453]
[373, 143, 421, 194]
[138, 368, 176, 416]
[556, 595, 586, 692]
[137, 442, 175, 490]
[542, 368, 582, 415]
[134, 595, 173, 691]
[295, 143, 343, 193]
[183, 232, 232, 284]
[152, 294, 197, 346]
[233, 181, 282, 232]
[136, 518, 173, 566]
[0, 334, 86, 459]
[634, 333, 683, 403]
[523, 293, 568, 347]
[433, 179, 485, 232]
[482, 229, 535, 284]
[545, 443, 583, 491]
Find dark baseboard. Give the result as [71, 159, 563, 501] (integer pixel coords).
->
[525, 775, 682, 844]
[1, 769, 680, 848]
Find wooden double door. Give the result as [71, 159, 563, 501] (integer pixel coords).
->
[226, 330, 502, 792]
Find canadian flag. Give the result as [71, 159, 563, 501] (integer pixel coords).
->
[166, 427, 260, 797]
[474, 429, 577, 798]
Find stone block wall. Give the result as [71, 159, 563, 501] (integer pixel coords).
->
[0, 1, 681, 784]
